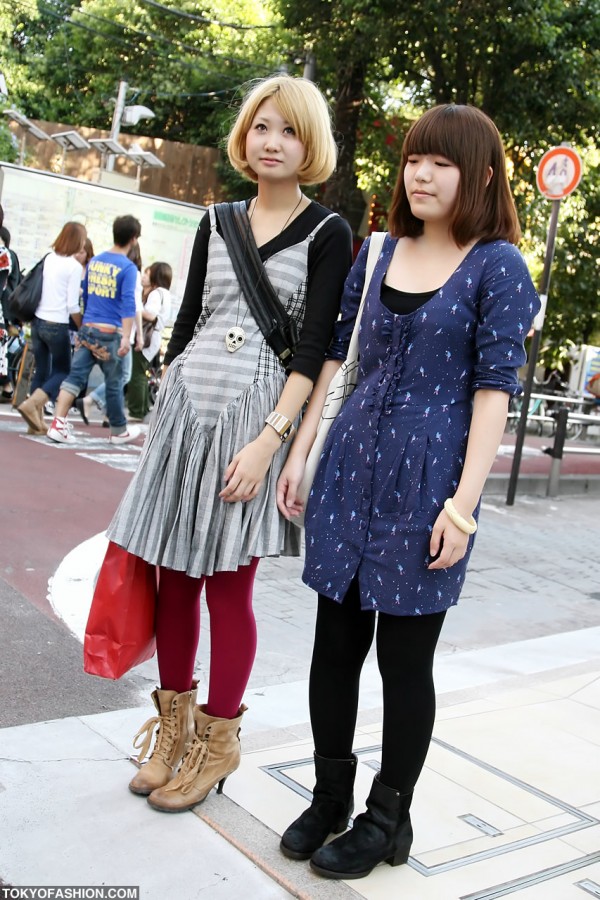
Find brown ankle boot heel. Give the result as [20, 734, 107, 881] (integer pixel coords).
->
[147, 704, 247, 812]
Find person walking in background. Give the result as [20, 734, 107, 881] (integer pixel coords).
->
[0, 223, 22, 403]
[74, 237, 94, 271]
[71, 237, 94, 349]
[127, 261, 172, 422]
[276, 104, 541, 880]
[16, 221, 86, 435]
[122, 242, 145, 397]
[106, 75, 352, 811]
[0, 224, 22, 326]
[47, 214, 142, 446]
[78, 243, 144, 427]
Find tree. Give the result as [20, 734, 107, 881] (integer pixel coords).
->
[277, 0, 599, 363]
[5, 0, 284, 149]
[4, 0, 598, 360]
[277, 0, 410, 231]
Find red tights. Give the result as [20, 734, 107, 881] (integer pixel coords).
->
[155, 558, 259, 719]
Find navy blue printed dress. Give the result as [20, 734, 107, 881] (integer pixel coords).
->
[303, 235, 540, 615]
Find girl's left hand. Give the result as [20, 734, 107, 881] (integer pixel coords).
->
[428, 509, 470, 570]
[219, 436, 277, 503]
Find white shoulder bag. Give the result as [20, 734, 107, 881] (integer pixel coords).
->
[295, 231, 386, 527]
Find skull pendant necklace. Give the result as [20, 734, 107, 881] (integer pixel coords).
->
[224, 193, 304, 353]
[226, 325, 246, 353]
[224, 198, 256, 353]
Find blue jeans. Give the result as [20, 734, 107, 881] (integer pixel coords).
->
[31, 318, 73, 401]
[90, 345, 132, 412]
[61, 325, 126, 433]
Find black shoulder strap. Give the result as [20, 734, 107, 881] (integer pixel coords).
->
[215, 201, 297, 365]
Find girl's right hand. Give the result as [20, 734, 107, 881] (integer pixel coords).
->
[276, 454, 307, 520]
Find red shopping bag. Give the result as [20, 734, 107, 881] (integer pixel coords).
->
[84, 541, 157, 679]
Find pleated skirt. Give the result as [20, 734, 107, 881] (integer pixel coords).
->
[106, 353, 302, 576]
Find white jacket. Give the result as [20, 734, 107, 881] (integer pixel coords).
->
[142, 287, 172, 361]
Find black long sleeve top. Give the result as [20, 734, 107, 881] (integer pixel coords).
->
[164, 200, 353, 383]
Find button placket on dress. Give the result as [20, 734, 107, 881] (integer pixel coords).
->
[359, 313, 410, 533]
[383, 316, 411, 416]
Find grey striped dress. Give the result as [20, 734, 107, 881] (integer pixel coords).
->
[107, 206, 337, 576]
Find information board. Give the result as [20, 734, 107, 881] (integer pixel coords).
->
[0, 162, 206, 315]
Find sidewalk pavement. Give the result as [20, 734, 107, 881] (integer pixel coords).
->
[1, 402, 600, 899]
[2, 492, 600, 900]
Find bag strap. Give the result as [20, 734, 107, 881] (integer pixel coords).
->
[24, 254, 49, 279]
[216, 201, 296, 364]
[345, 232, 386, 364]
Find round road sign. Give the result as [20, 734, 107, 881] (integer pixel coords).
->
[536, 146, 582, 200]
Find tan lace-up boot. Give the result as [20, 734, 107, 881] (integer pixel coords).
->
[147, 704, 247, 812]
[17, 389, 49, 433]
[128, 684, 197, 795]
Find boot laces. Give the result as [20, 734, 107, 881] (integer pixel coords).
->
[132, 713, 176, 764]
[165, 732, 209, 795]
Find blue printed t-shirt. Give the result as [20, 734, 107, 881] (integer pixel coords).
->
[82, 251, 137, 327]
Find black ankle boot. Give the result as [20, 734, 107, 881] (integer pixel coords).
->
[280, 753, 358, 860]
[310, 774, 413, 879]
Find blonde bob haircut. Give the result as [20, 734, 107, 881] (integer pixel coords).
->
[227, 75, 338, 185]
[388, 104, 521, 246]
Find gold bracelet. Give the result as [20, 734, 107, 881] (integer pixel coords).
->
[443, 498, 477, 534]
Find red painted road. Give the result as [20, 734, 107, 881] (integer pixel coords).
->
[2, 412, 134, 617]
[2, 409, 599, 620]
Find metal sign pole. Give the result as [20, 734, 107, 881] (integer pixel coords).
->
[506, 198, 561, 505]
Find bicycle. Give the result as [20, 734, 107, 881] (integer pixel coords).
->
[507, 372, 554, 436]
[542, 371, 586, 441]
[507, 370, 584, 440]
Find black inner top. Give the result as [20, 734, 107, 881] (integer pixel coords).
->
[380, 282, 439, 315]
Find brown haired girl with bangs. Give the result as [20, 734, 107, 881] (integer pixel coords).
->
[17, 221, 86, 435]
[106, 75, 352, 810]
[276, 104, 540, 879]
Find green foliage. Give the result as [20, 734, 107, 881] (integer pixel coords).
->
[277, 0, 599, 366]
[507, 138, 599, 368]
[0, 0, 47, 103]
[3, 0, 285, 147]
[0, 122, 18, 163]
[1, 0, 598, 363]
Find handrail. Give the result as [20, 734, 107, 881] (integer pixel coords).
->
[543, 407, 600, 496]
[528, 392, 586, 405]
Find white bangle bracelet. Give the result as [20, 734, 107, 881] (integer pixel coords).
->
[443, 498, 477, 535]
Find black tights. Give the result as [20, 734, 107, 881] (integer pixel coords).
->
[309, 579, 446, 794]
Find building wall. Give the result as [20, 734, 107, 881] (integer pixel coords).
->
[7, 119, 223, 206]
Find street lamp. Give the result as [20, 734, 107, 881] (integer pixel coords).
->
[105, 81, 157, 172]
[3, 109, 51, 165]
[125, 141, 165, 189]
[122, 105, 156, 127]
[50, 130, 91, 174]
[88, 136, 129, 173]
